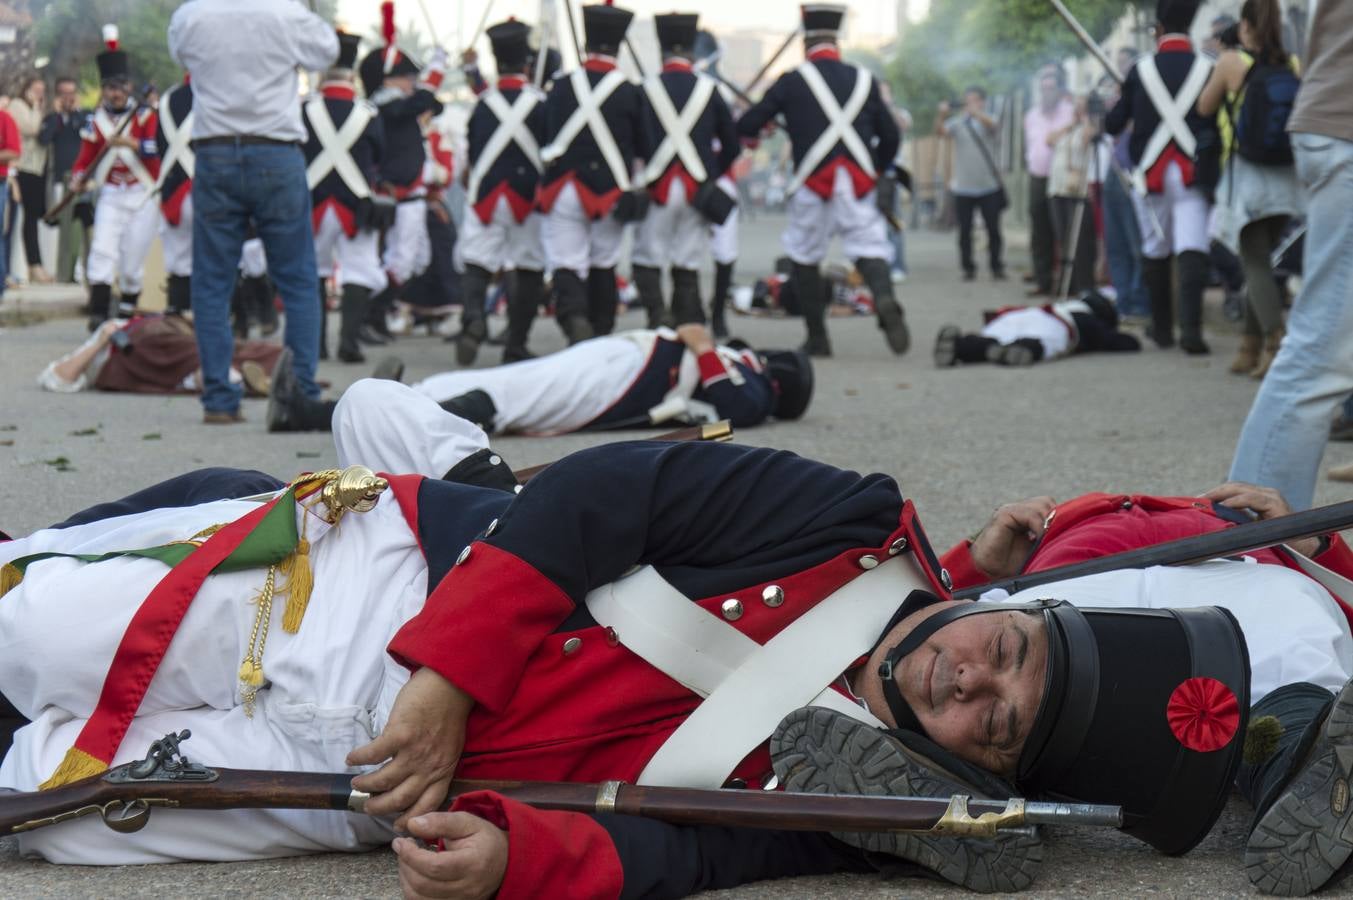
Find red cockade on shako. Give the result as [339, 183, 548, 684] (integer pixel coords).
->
[1167, 676, 1241, 753]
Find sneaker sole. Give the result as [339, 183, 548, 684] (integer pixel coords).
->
[1246, 681, 1353, 895]
[933, 325, 960, 368]
[771, 707, 1042, 893]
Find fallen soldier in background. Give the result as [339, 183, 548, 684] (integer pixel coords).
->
[933, 291, 1141, 368]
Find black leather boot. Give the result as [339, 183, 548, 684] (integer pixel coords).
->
[1177, 249, 1211, 355]
[711, 261, 733, 338]
[856, 256, 909, 355]
[588, 267, 618, 336]
[553, 269, 593, 344]
[1141, 256, 1175, 349]
[670, 267, 705, 326]
[117, 292, 139, 318]
[631, 263, 667, 329]
[792, 263, 831, 357]
[338, 283, 371, 363]
[316, 283, 330, 361]
[504, 268, 543, 362]
[166, 274, 192, 315]
[87, 283, 112, 332]
[457, 263, 492, 366]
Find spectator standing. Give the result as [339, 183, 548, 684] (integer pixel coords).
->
[1046, 94, 1097, 296]
[1023, 70, 1074, 297]
[939, 87, 1006, 282]
[1197, 0, 1302, 380]
[1098, 60, 1150, 319]
[38, 77, 88, 284]
[0, 97, 20, 301]
[9, 77, 50, 283]
[1229, 0, 1353, 509]
[167, 0, 337, 424]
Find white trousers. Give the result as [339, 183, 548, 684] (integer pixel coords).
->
[239, 237, 267, 278]
[631, 180, 707, 271]
[782, 167, 891, 265]
[710, 176, 739, 266]
[541, 182, 625, 277]
[980, 308, 1072, 359]
[1134, 161, 1211, 259]
[457, 194, 545, 272]
[404, 335, 647, 435]
[160, 193, 193, 277]
[333, 378, 490, 478]
[314, 206, 387, 292]
[0, 489, 434, 864]
[87, 182, 160, 292]
[383, 198, 430, 284]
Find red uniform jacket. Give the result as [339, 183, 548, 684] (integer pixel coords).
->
[73, 105, 160, 188]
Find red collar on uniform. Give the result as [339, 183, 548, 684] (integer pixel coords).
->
[806, 43, 840, 62]
[584, 54, 618, 73]
[1157, 34, 1193, 52]
[662, 58, 693, 73]
[498, 75, 527, 90]
[321, 83, 356, 100]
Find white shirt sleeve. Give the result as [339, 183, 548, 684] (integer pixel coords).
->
[289, 2, 340, 73]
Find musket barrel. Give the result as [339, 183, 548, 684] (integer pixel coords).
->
[1023, 801, 1123, 828]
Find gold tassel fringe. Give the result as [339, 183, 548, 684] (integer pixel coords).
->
[0, 562, 22, 599]
[280, 538, 312, 634]
[39, 746, 107, 790]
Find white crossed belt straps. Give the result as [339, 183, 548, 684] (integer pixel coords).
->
[641, 74, 716, 185]
[467, 88, 543, 201]
[304, 98, 375, 199]
[92, 107, 155, 190]
[1131, 55, 1213, 195]
[540, 69, 632, 192]
[585, 557, 928, 788]
[789, 62, 876, 194]
[153, 87, 194, 189]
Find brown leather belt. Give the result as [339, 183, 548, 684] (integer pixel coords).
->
[191, 135, 301, 148]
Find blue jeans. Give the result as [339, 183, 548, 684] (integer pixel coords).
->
[1102, 170, 1150, 317]
[191, 142, 320, 413]
[1229, 133, 1353, 509]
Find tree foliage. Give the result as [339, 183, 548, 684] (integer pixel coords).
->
[31, 0, 337, 96]
[889, 0, 1150, 131]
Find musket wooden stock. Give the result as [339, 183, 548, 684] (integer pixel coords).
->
[514, 420, 733, 484]
[954, 498, 1353, 600]
[1, 767, 1121, 837]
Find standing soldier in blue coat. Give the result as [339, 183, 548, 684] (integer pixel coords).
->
[303, 30, 389, 364]
[538, 4, 652, 343]
[630, 13, 740, 329]
[357, 2, 447, 344]
[154, 76, 195, 317]
[456, 19, 548, 366]
[736, 4, 907, 358]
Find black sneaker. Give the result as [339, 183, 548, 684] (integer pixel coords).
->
[772, 707, 1042, 893]
[1247, 676, 1353, 895]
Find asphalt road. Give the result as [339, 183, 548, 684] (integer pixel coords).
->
[3, 220, 1353, 898]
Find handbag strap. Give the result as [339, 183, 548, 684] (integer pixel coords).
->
[963, 116, 1003, 186]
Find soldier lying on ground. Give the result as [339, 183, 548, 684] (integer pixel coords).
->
[36, 315, 280, 397]
[933, 290, 1141, 368]
[2, 414, 1351, 897]
[265, 323, 813, 435]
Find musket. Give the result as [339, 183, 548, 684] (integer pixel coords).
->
[953, 497, 1353, 600]
[744, 27, 800, 99]
[514, 419, 733, 483]
[43, 95, 145, 226]
[0, 730, 1122, 839]
[1048, 0, 1123, 85]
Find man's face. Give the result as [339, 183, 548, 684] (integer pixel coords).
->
[877, 601, 1049, 775]
[55, 81, 77, 111]
[101, 82, 128, 109]
[964, 90, 985, 114]
[1038, 76, 1062, 110]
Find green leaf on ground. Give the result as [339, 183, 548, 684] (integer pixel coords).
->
[142, 432, 162, 441]
[70, 427, 100, 437]
[0, 424, 16, 432]
[296, 451, 322, 459]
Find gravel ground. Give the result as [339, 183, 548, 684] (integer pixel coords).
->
[2, 221, 1352, 898]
